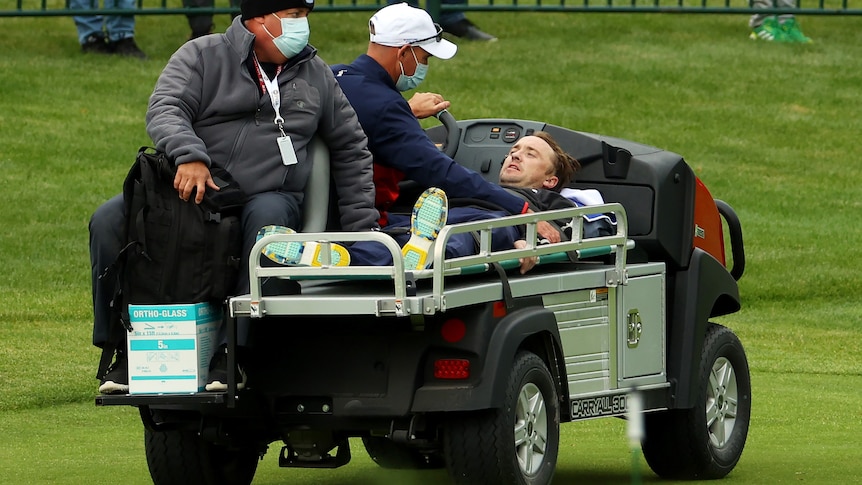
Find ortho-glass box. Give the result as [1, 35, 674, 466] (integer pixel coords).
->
[127, 303, 221, 394]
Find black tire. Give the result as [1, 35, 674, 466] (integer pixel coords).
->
[443, 351, 560, 485]
[362, 436, 444, 469]
[642, 323, 751, 479]
[143, 413, 259, 485]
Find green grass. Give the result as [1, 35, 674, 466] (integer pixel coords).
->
[1, 373, 860, 483]
[1, 10, 861, 484]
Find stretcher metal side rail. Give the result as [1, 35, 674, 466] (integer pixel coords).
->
[228, 203, 629, 320]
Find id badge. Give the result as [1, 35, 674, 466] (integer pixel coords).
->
[277, 135, 298, 166]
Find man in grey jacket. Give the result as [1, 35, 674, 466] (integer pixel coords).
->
[91, 0, 378, 394]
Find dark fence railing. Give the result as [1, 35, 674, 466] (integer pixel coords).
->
[2, 0, 861, 18]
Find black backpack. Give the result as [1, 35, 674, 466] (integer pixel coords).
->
[98, 147, 246, 376]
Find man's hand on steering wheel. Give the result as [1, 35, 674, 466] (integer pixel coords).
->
[408, 92, 451, 120]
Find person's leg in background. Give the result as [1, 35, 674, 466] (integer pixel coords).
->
[748, 0, 785, 42]
[438, 0, 497, 41]
[185, 0, 242, 41]
[230, 0, 242, 18]
[103, 0, 147, 57]
[185, 0, 215, 40]
[71, 0, 113, 54]
[749, 0, 812, 43]
[774, 0, 813, 43]
[386, 0, 496, 41]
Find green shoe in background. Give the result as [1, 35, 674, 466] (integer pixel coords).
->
[780, 18, 813, 43]
[750, 17, 789, 42]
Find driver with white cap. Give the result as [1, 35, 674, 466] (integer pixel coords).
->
[365, 1, 457, 90]
[331, 3, 559, 266]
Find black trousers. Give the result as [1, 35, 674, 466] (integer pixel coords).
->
[183, 0, 240, 37]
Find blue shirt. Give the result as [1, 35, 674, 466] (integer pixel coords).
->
[331, 55, 527, 220]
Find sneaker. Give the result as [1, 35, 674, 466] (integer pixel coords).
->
[257, 225, 350, 267]
[110, 38, 147, 59]
[205, 345, 247, 392]
[401, 187, 448, 270]
[81, 34, 113, 55]
[443, 18, 497, 42]
[749, 17, 789, 42]
[780, 18, 813, 44]
[98, 351, 129, 394]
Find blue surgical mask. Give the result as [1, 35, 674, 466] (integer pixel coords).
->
[264, 14, 310, 59]
[395, 47, 428, 92]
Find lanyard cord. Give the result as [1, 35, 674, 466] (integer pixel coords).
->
[252, 54, 286, 136]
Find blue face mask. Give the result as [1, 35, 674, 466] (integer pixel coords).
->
[265, 15, 310, 59]
[395, 47, 428, 92]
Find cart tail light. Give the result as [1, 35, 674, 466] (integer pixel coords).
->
[434, 359, 470, 379]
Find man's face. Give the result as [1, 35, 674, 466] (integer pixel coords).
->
[252, 7, 311, 62]
[265, 7, 310, 35]
[498, 136, 558, 190]
[399, 46, 431, 76]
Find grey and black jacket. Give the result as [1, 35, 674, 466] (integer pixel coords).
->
[146, 16, 378, 232]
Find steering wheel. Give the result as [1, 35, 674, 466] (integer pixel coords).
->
[434, 109, 460, 159]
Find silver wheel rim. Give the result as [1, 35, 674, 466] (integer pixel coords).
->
[706, 356, 738, 448]
[514, 382, 548, 475]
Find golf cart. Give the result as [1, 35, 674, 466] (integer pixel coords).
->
[97, 114, 750, 485]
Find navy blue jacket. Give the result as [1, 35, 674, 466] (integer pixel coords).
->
[331, 55, 528, 223]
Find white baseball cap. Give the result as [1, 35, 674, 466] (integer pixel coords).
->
[368, 2, 457, 60]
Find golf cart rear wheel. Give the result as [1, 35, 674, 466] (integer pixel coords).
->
[143, 411, 259, 485]
[642, 323, 751, 479]
[362, 436, 444, 469]
[443, 351, 560, 485]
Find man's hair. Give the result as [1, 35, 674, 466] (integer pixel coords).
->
[534, 131, 580, 192]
